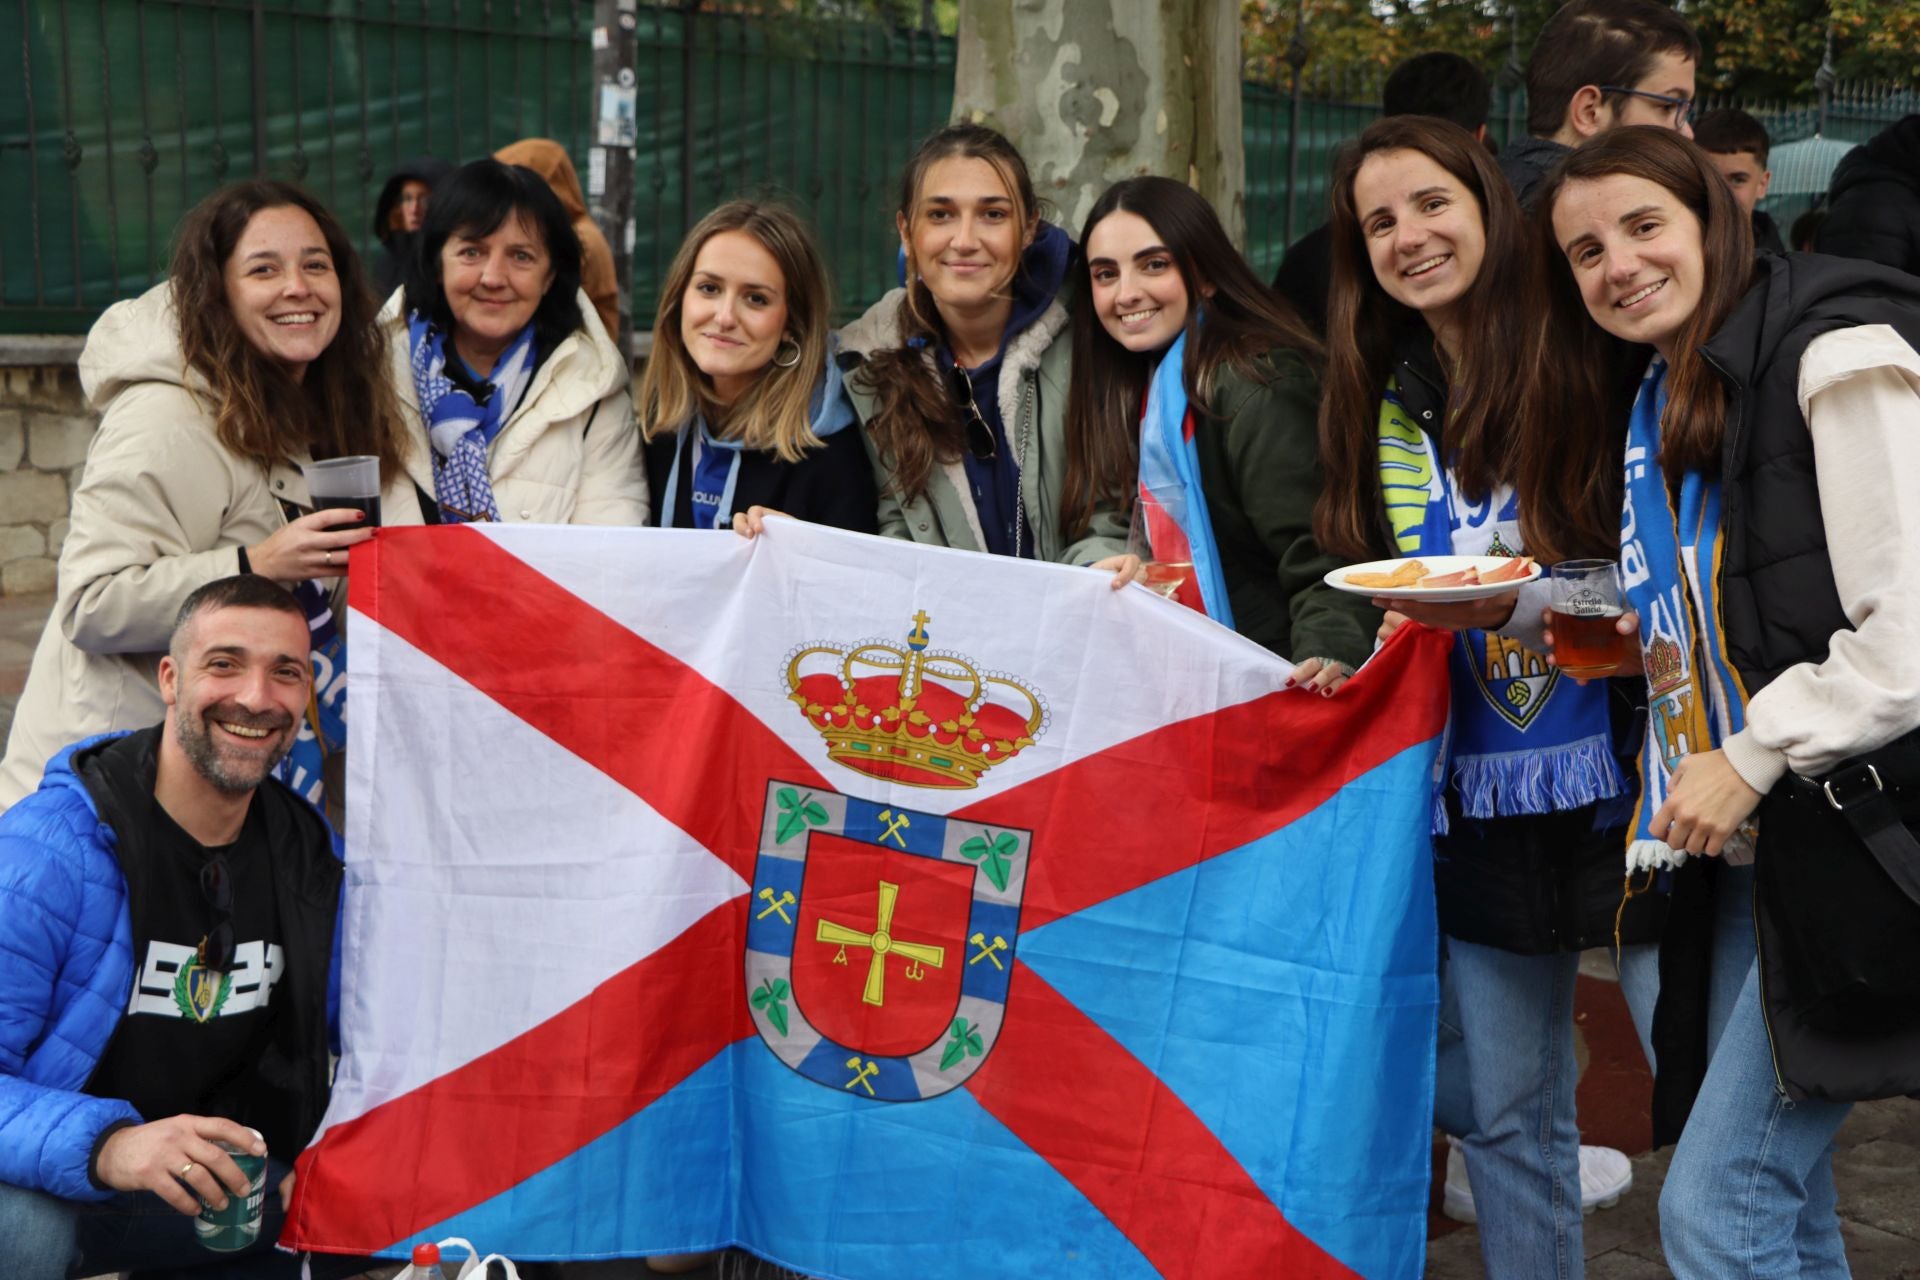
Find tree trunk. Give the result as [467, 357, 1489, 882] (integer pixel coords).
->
[952, 0, 1246, 244]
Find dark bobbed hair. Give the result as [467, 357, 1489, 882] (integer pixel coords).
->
[170, 574, 307, 662]
[1693, 107, 1772, 166]
[170, 180, 409, 481]
[1061, 176, 1321, 541]
[1383, 52, 1492, 133]
[404, 159, 585, 354]
[1316, 117, 1550, 561]
[856, 122, 1049, 506]
[1530, 127, 1757, 560]
[1525, 0, 1701, 138]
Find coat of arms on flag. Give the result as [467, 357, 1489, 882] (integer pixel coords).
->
[284, 521, 1452, 1280]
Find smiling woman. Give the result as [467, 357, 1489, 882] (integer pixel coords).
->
[384, 157, 647, 527]
[638, 201, 876, 534]
[1532, 126, 1920, 1279]
[0, 181, 417, 810]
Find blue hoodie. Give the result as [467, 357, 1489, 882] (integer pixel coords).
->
[921, 222, 1075, 559]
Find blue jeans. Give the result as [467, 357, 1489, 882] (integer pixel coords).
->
[0, 1157, 370, 1280]
[1436, 938, 1659, 1280]
[1659, 864, 1852, 1278]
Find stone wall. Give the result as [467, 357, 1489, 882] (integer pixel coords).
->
[0, 341, 91, 596]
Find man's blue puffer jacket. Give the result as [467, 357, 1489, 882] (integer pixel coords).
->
[0, 736, 143, 1201]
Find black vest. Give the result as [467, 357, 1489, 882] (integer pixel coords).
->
[1701, 253, 1920, 693]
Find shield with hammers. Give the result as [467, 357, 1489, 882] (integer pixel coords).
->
[743, 779, 1029, 1101]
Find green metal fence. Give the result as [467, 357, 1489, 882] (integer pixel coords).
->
[4, 0, 1915, 338]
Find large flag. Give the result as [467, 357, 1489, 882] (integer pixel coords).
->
[284, 520, 1451, 1279]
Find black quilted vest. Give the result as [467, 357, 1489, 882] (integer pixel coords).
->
[1699, 253, 1920, 694]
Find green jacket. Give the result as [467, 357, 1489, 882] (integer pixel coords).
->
[837, 288, 1127, 566]
[1194, 349, 1380, 669]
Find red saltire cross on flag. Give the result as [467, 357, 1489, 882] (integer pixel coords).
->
[287, 525, 1451, 1277]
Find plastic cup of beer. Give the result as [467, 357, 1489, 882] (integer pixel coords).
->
[301, 455, 382, 527]
[1549, 559, 1627, 678]
[1139, 560, 1194, 600]
[194, 1141, 268, 1252]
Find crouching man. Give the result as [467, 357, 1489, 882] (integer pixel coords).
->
[0, 575, 357, 1278]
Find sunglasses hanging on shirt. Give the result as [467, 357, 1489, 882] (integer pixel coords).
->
[198, 851, 235, 974]
[950, 365, 998, 463]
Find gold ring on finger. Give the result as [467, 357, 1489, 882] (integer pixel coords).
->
[179, 1161, 196, 1178]
[324, 549, 334, 566]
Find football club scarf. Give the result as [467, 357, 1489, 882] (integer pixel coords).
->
[1377, 380, 1622, 829]
[408, 312, 537, 524]
[1137, 330, 1232, 623]
[272, 578, 346, 814]
[1619, 359, 1752, 872]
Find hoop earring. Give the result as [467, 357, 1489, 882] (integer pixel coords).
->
[772, 337, 802, 369]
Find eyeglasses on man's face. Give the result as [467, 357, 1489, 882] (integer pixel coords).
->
[1599, 85, 1694, 128]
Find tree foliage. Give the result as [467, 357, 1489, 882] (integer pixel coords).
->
[1241, 1, 1920, 98]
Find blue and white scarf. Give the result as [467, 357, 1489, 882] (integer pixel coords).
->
[273, 578, 346, 816]
[1378, 379, 1623, 831]
[408, 313, 536, 524]
[1619, 359, 1752, 871]
[1137, 331, 1233, 625]
[661, 415, 746, 530]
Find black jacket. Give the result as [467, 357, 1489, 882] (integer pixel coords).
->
[644, 425, 879, 535]
[371, 156, 454, 298]
[1653, 253, 1920, 1134]
[1381, 330, 1661, 955]
[1815, 115, 1920, 276]
[1751, 209, 1786, 256]
[1271, 222, 1333, 337]
[1497, 136, 1572, 211]
[78, 727, 341, 1163]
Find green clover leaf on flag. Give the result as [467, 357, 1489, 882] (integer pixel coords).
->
[774, 788, 829, 845]
[940, 1017, 986, 1071]
[750, 978, 792, 1037]
[959, 831, 1018, 892]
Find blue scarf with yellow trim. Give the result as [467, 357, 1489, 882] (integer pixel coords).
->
[1619, 359, 1752, 871]
[1377, 380, 1623, 829]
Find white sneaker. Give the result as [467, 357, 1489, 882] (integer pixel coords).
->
[1442, 1137, 1634, 1223]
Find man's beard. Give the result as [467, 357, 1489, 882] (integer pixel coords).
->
[174, 699, 297, 795]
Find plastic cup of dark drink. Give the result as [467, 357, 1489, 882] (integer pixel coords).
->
[1550, 559, 1627, 678]
[302, 455, 382, 527]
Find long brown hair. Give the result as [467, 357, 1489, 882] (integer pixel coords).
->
[1315, 116, 1548, 561]
[1061, 176, 1321, 541]
[639, 201, 834, 463]
[171, 181, 408, 480]
[1531, 127, 1756, 559]
[856, 123, 1045, 504]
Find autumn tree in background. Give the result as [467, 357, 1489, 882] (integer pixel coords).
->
[1241, 1, 1920, 99]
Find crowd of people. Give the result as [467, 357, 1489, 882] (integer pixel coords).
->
[0, 0, 1917, 1277]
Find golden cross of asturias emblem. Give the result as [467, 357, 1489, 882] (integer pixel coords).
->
[815, 879, 946, 1007]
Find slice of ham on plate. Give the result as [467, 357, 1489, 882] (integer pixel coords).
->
[1418, 566, 1482, 588]
[1480, 555, 1537, 585]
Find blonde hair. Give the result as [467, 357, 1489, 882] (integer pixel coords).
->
[639, 201, 833, 463]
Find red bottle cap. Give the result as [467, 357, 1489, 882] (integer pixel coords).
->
[413, 1242, 442, 1266]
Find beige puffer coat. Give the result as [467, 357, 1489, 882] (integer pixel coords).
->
[0, 283, 425, 809]
[382, 287, 648, 525]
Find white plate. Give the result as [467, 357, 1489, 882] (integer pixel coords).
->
[1323, 555, 1541, 602]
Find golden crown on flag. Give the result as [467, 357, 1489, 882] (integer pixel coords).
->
[783, 612, 1048, 790]
[1646, 635, 1686, 694]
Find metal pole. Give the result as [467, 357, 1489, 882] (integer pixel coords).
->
[1815, 24, 1836, 136]
[1283, 0, 1308, 245]
[1504, 5, 1522, 145]
[250, 0, 269, 174]
[593, 0, 641, 357]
